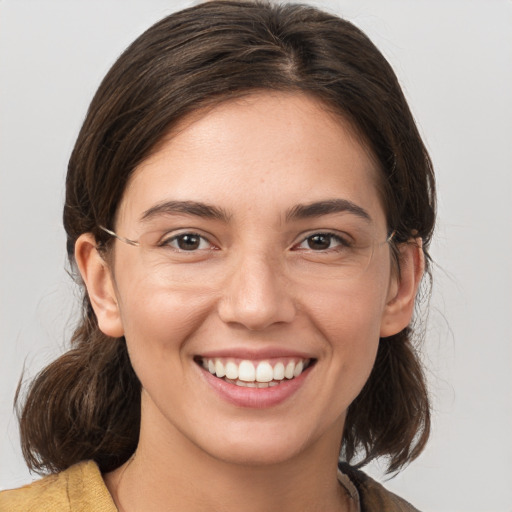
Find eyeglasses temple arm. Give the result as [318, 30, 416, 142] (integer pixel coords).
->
[98, 225, 140, 247]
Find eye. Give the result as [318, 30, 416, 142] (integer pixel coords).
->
[295, 232, 349, 251]
[161, 232, 213, 251]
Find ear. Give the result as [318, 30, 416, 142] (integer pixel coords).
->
[75, 233, 124, 338]
[380, 239, 424, 338]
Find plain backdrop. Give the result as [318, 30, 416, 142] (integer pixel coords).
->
[1, 1, 511, 511]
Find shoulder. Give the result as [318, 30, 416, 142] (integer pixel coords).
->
[0, 461, 117, 512]
[338, 463, 421, 512]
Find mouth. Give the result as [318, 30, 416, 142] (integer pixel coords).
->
[194, 356, 316, 388]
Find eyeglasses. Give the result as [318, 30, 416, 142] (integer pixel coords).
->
[98, 224, 395, 283]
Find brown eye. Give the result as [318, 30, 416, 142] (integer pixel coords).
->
[163, 233, 211, 251]
[176, 234, 201, 250]
[307, 234, 332, 250]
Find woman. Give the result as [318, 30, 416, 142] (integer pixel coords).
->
[0, 1, 435, 511]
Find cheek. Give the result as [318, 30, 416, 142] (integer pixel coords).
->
[307, 271, 390, 340]
[306, 275, 389, 385]
[114, 267, 216, 370]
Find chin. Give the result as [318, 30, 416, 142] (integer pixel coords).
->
[206, 438, 305, 468]
[191, 419, 330, 469]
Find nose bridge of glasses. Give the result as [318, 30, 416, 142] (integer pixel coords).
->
[217, 246, 297, 328]
[230, 244, 285, 291]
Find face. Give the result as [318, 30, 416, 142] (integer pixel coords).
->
[97, 92, 401, 467]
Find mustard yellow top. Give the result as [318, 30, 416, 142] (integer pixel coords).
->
[0, 461, 117, 512]
[0, 460, 418, 511]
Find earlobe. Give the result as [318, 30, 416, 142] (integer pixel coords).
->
[75, 233, 124, 338]
[380, 239, 425, 338]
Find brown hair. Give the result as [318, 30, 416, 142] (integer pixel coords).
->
[17, 0, 435, 475]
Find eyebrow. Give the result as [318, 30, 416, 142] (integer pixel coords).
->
[140, 200, 231, 223]
[139, 198, 371, 224]
[285, 199, 371, 222]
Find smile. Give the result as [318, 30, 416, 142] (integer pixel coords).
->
[197, 357, 313, 388]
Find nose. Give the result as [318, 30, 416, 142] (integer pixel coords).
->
[217, 252, 297, 331]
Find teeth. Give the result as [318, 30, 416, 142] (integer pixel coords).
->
[215, 360, 225, 378]
[273, 362, 285, 380]
[225, 361, 238, 380]
[238, 360, 256, 382]
[201, 357, 310, 384]
[284, 362, 295, 379]
[255, 361, 273, 382]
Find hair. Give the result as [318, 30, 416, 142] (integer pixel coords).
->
[17, 0, 435, 476]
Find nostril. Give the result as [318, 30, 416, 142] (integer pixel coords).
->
[217, 291, 297, 331]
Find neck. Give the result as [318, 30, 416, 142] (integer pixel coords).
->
[105, 407, 350, 512]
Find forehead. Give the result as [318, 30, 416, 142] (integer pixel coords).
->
[117, 91, 386, 229]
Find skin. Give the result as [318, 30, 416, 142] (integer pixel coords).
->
[76, 92, 423, 512]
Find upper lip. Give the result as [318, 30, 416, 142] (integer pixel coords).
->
[197, 347, 316, 360]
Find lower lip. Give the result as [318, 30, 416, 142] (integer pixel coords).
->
[199, 364, 313, 409]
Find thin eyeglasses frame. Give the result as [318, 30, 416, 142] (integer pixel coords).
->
[98, 225, 396, 248]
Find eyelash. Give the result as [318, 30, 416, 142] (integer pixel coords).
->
[158, 231, 351, 252]
[159, 232, 215, 252]
[293, 232, 351, 252]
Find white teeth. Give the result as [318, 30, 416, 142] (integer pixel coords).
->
[273, 362, 285, 380]
[284, 362, 295, 379]
[238, 360, 256, 382]
[230, 380, 271, 388]
[215, 360, 225, 378]
[201, 357, 311, 384]
[255, 361, 273, 382]
[225, 361, 238, 380]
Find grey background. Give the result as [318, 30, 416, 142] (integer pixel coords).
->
[1, 1, 511, 510]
